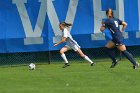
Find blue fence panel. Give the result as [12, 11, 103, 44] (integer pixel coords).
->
[0, 0, 140, 53]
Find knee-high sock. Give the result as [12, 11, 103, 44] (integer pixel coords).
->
[122, 50, 137, 65]
[61, 53, 69, 63]
[84, 56, 93, 63]
[106, 48, 116, 63]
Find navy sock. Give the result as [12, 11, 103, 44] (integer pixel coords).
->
[122, 50, 137, 65]
[106, 48, 116, 63]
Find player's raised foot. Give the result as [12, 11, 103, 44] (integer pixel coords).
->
[110, 60, 118, 68]
[91, 62, 96, 66]
[133, 62, 139, 69]
[62, 63, 70, 68]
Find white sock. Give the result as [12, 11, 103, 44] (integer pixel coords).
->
[84, 56, 93, 63]
[61, 54, 69, 63]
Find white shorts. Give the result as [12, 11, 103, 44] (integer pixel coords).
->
[65, 44, 80, 51]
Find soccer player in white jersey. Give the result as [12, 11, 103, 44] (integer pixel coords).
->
[54, 22, 95, 68]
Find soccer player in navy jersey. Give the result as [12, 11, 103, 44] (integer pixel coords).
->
[100, 8, 139, 69]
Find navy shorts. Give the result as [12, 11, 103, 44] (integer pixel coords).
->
[112, 33, 124, 46]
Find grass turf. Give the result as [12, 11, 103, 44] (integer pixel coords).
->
[0, 59, 140, 93]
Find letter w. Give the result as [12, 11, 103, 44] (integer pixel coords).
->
[13, 0, 47, 45]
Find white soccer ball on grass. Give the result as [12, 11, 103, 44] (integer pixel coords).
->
[29, 63, 36, 70]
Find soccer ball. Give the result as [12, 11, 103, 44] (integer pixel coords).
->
[29, 63, 36, 70]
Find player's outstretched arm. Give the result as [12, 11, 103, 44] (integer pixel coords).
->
[54, 37, 67, 46]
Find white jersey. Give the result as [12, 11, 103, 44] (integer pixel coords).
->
[63, 28, 80, 51]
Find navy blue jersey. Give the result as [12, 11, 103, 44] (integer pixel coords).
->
[104, 18, 122, 34]
[104, 18, 124, 45]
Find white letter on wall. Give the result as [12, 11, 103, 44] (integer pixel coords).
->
[47, 0, 79, 43]
[136, 0, 140, 38]
[13, 0, 47, 45]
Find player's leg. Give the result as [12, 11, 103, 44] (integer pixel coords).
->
[105, 40, 118, 68]
[117, 44, 139, 69]
[60, 46, 70, 68]
[75, 47, 95, 66]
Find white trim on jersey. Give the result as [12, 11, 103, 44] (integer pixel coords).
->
[109, 28, 115, 34]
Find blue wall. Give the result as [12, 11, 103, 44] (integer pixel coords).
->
[0, 0, 140, 53]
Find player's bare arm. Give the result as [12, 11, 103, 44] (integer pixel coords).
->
[121, 21, 127, 32]
[54, 37, 67, 46]
[100, 21, 106, 32]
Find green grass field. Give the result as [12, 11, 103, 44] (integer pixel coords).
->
[0, 59, 140, 93]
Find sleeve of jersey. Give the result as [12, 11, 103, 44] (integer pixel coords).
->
[104, 21, 108, 28]
[63, 29, 68, 38]
[117, 19, 123, 25]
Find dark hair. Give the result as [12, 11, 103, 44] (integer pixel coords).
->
[60, 22, 72, 28]
[106, 8, 114, 18]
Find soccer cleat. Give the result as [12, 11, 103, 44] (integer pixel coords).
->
[133, 62, 139, 69]
[91, 62, 96, 66]
[62, 63, 70, 68]
[110, 60, 118, 68]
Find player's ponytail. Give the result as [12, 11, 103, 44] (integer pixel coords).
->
[65, 22, 72, 27]
[60, 22, 72, 28]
